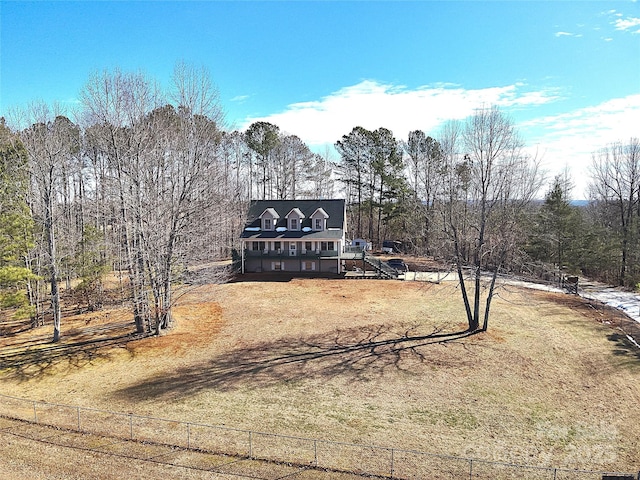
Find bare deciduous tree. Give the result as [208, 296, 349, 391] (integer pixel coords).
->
[401, 130, 445, 254]
[80, 68, 161, 333]
[20, 104, 80, 341]
[442, 107, 542, 332]
[589, 138, 640, 286]
[79, 64, 229, 335]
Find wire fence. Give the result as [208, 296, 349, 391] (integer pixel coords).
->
[0, 393, 637, 480]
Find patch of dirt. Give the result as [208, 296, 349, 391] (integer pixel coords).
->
[127, 302, 224, 357]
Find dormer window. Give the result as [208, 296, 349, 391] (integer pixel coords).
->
[259, 208, 279, 231]
[310, 207, 329, 231]
[285, 208, 304, 231]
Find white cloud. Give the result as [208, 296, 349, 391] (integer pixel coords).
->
[230, 94, 250, 102]
[240, 80, 560, 145]
[239, 80, 637, 199]
[614, 16, 640, 32]
[555, 31, 582, 38]
[520, 94, 640, 197]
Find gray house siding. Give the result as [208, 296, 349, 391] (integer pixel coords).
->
[244, 257, 338, 274]
[240, 200, 346, 276]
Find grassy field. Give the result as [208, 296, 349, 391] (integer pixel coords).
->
[1, 276, 639, 475]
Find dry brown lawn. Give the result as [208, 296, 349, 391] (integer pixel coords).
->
[1, 277, 639, 476]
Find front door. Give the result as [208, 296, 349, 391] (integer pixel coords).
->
[289, 242, 297, 256]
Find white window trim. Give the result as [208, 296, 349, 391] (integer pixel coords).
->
[301, 261, 316, 271]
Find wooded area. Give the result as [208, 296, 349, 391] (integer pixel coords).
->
[1, 65, 639, 339]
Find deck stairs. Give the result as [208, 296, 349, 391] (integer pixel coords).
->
[343, 250, 399, 279]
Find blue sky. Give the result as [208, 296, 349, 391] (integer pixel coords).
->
[1, 1, 639, 198]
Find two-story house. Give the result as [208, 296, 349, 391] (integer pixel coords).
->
[240, 199, 347, 274]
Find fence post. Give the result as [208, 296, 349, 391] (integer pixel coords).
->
[313, 440, 318, 466]
[249, 431, 253, 459]
[129, 414, 133, 439]
[77, 406, 81, 431]
[553, 467, 557, 479]
[187, 423, 191, 449]
[469, 459, 473, 480]
[390, 448, 395, 479]
[33, 401, 37, 423]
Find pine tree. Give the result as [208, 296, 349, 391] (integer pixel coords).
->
[528, 175, 581, 273]
[0, 119, 36, 320]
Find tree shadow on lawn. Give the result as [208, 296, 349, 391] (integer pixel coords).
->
[0, 323, 140, 381]
[114, 324, 478, 401]
[607, 332, 640, 369]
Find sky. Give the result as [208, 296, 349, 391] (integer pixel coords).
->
[1, 1, 639, 199]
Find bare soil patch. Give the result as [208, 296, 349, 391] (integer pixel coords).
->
[1, 278, 639, 475]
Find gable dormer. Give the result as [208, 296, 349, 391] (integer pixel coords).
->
[310, 207, 329, 231]
[285, 208, 305, 231]
[259, 208, 279, 231]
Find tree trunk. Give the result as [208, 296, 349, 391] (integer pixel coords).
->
[45, 189, 62, 342]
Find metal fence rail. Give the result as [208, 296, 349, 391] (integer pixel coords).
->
[0, 393, 637, 480]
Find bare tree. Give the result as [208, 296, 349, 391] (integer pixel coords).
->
[141, 103, 223, 331]
[589, 138, 640, 286]
[304, 147, 336, 199]
[79, 64, 228, 335]
[442, 107, 542, 332]
[401, 131, 444, 253]
[170, 61, 224, 123]
[271, 134, 314, 199]
[20, 104, 80, 341]
[80, 68, 161, 334]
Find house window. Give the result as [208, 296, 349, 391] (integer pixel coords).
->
[305, 241, 312, 251]
[302, 261, 316, 271]
[290, 218, 298, 230]
[264, 218, 272, 230]
[320, 242, 335, 252]
[314, 218, 323, 230]
[272, 261, 283, 271]
[274, 241, 281, 252]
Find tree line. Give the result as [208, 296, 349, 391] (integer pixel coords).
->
[1, 64, 638, 339]
[0, 64, 336, 340]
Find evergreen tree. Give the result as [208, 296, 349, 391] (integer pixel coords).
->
[0, 119, 36, 320]
[244, 121, 280, 200]
[336, 126, 372, 239]
[72, 226, 109, 312]
[527, 176, 581, 273]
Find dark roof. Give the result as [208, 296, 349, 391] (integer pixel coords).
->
[240, 199, 345, 240]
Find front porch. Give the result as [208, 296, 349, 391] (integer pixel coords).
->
[245, 249, 340, 259]
[242, 239, 342, 274]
